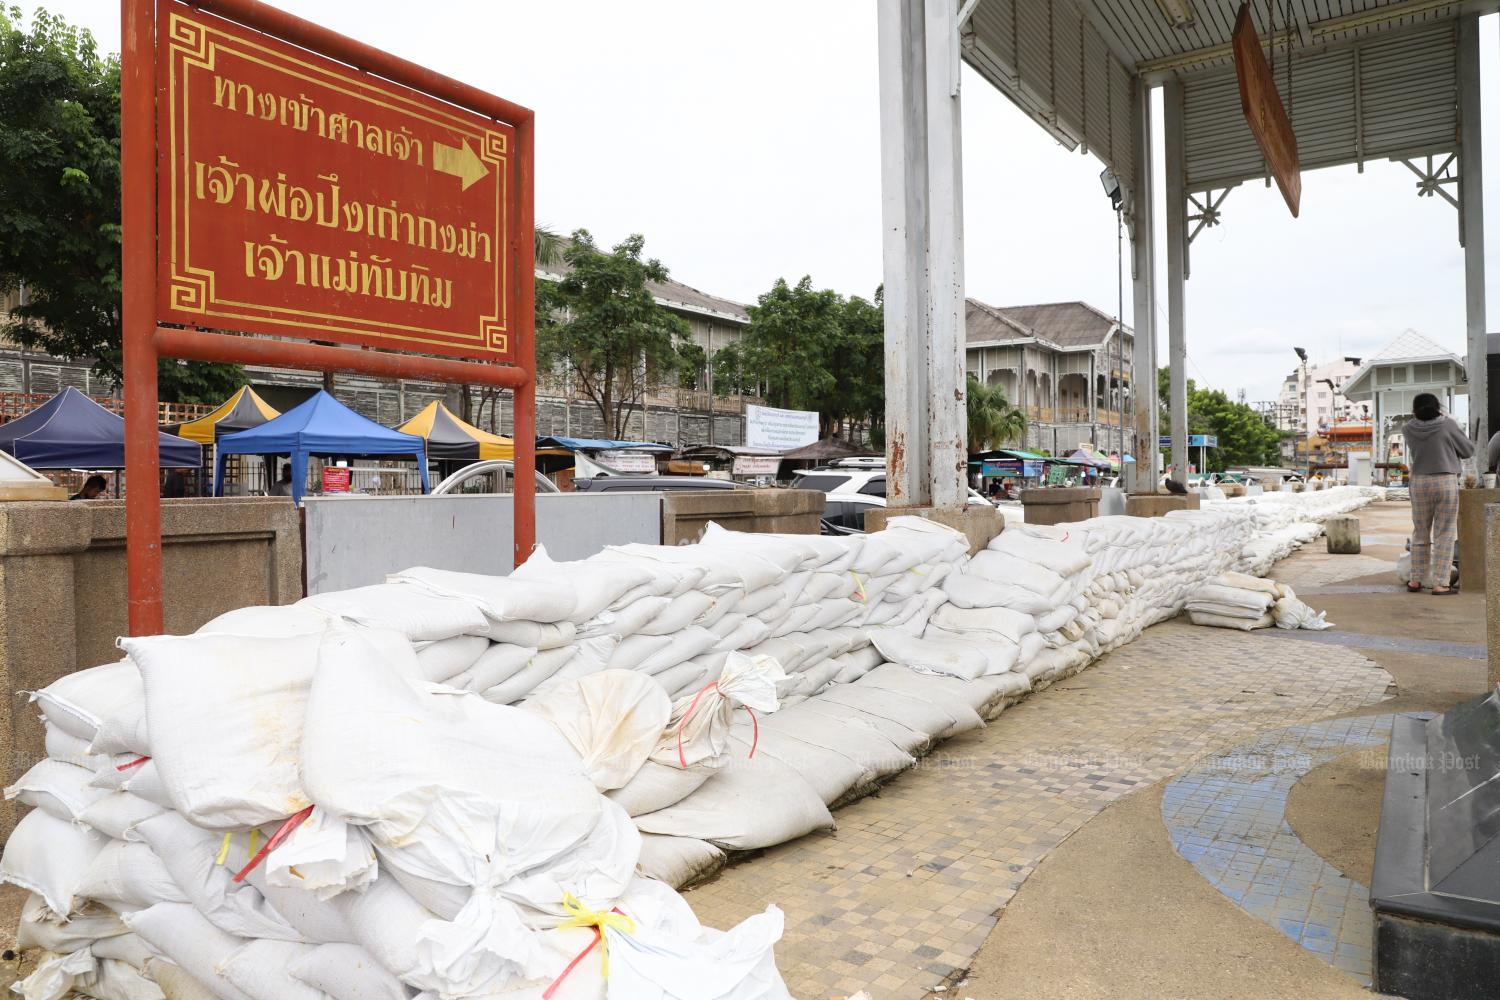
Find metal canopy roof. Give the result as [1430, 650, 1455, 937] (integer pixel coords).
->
[961, 0, 1496, 198]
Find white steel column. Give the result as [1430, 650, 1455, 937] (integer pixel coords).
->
[878, 0, 929, 506]
[1459, 14, 1488, 467]
[1128, 77, 1158, 494]
[877, 0, 967, 508]
[1164, 78, 1189, 483]
[923, 0, 967, 507]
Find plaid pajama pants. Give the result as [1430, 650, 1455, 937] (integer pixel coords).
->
[1409, 473, 1460, 589]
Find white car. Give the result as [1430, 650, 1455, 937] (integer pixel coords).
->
[792, 465, 992, 508]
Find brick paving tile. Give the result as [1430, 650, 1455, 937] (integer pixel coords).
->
[684, 620, 1393, 999]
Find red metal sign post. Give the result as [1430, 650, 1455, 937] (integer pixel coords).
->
[122, 0, 537, 635]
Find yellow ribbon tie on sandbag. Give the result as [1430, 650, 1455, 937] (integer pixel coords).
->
[849, 570, 867, 603]
[215, 829, 261, 868]
[555, 892, 636, 978]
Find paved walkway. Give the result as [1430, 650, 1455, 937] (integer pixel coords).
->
[687, 621, 1393, 997]
[1162, 715, 1396, 986]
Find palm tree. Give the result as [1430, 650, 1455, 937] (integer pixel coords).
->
[966, 375, 1027, 454]
[535, 226, 565, 269]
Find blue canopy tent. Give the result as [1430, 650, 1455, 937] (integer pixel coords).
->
[214, 391, 428, 504]
[0, 387, 202, 469]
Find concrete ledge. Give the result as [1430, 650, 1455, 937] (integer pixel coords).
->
[1021, 487, 1100, 527]
[1124, 493, 1202, 518]
[864, 504, 1004, 554]
[0, 497, 302, 841]
[661, 488, 824, 545]
[1458, 489, 1500, 592]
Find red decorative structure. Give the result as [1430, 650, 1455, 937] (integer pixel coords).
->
[122, 0, 537, 634]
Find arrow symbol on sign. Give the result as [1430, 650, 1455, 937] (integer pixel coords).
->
[432, 139, 489, 191]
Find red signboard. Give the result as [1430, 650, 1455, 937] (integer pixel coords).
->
[321, 466, 351, 493]
[122, 0, 538, 636]
[156, 0, 515, 360]
[1232, 3, 1301, 217]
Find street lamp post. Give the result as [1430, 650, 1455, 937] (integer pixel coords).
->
[1294, 347, 1309, 473]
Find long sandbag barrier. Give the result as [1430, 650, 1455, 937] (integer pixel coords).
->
[6, 486, 1383, 999]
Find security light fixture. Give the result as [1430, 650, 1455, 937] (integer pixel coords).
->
[1345, 356, 1362, 366]
[1294, 347, 1308, 362]
[1155, 0, 1196, 29]
[1099, 166, 1123, 211]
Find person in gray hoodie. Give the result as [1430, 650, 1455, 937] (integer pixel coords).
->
[1401, 393, 1474, 594]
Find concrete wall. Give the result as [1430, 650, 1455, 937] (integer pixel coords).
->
[1458, 488, 1500, 592]
[1, 498, 301, 839]
[660, 489, 825, 545]
[303, 492, 663, 593]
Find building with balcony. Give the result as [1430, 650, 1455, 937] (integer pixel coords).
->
[965, 299, 1134, 456]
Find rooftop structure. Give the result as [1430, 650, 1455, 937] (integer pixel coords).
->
[964, 300, 1134, 454]
[878, 0, 1494, 504]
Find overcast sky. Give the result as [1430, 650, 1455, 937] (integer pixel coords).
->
[22, 2, 1500, 405]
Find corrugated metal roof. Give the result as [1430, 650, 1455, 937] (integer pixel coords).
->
[963, 0, 1478, 200]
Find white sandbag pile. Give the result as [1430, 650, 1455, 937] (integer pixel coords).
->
[5, 486, 1376, 998]
[9, 626, 796, 1000]
[1186, 572, 1278, 630]
[1186, 572, 1335, 632]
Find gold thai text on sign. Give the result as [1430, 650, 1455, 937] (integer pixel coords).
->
[157, 1, 516, 360]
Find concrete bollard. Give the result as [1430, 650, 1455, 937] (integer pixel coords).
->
[1325, 515, 1361, 554]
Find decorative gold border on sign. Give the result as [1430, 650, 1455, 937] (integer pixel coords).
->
[161, 5, 513, 356]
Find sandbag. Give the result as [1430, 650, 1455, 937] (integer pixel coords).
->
[480, 645, 576, 704]
[1, 808, 107, 915]
[289, 943, 414, 1000]
[32, 660, 141, 747]
[5, 758, 110, 822]
[634, 834, 726, 890]
[634, 751, 833, 851]
[124, 904, 255, 1000]
[75, 840, 189, 910]
[389, 565, 577, 625]
[511, 545, 658, 621]
[121, 631, 322, 828]
[302, 583, 488, 641]
[303, 628, 602, 892]
[77, 791, 165, 843]
[413, 635, 490, 683]
[447, 642, 538, 692]
[524, 670, 672, 792]
[606, 761, 714, 817]
[17, 894, 128, 955]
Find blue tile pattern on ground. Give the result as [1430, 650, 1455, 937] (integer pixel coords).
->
[1161, 715, 1393, 986]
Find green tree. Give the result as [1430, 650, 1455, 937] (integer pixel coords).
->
[718, 277, 885, 439]
[965, 375, 1026, 454]
[535, 230, 693, 439]
[1156, 367, 1283, 470]
[0, 7, 240, 402]
[1188, 388, 1283, 470]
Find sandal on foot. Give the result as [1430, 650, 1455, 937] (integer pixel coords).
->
[1433, 587, 1458, 596]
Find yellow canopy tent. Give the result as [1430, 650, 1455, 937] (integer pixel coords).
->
[163, 386, 280, 444]
[398, 401, 514, 461]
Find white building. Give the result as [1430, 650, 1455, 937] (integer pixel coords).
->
[1275, 357, 1372, 438]
[1342, 330, 1469, 475]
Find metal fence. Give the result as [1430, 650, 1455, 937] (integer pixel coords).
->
[0, 390, 216, 426]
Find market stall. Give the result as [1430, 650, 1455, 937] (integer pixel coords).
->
[214, 390, 428, 503]
[397, 401, 514, 462]
[0, 386, 202, 471]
